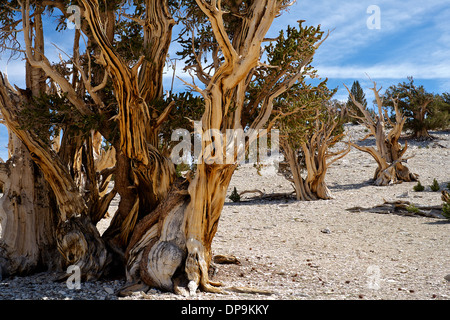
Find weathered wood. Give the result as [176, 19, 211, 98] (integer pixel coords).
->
[0, 71, 109, 280]
[280, 110, 350, 201]
[0, 135, 60, 277]
[347, 200, 445, 219]
[345, 80, 418, 186]
[213, 254, 241, 265]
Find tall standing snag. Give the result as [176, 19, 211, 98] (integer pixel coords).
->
[345, 80, 418, 186]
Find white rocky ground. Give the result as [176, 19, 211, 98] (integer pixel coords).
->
[0, 125, 449, 300]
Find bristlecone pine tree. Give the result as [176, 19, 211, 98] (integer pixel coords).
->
[1, 0, 176, 281]
[0, 0, 323, 295]
[264, 35, 350, 201]
[279, 102, 350, 201]
[383, 77, 439, 140]
[345, 79, 419, 186]
[244, 22, 349, 201]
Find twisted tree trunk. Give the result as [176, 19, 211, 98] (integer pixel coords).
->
[0, 5, 103, 279]
[345, 80, 418, 186]
[123, 0, 289, 295]
[280, 108, 350, 201]
[281, 141, 316, 201]
[0, 135, 60, 278]
[80, 1, 176, 261]
[0, 72, 110, 280]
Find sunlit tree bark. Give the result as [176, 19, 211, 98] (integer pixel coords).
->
[124, 0, 315, 295]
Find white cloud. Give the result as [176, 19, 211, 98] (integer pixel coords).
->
[273, 1, 450, 66]
[318, 62, 450, 80]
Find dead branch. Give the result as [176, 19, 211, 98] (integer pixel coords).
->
[347, 200, 445, 219]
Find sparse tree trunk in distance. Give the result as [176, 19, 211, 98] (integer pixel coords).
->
[281, 141, 316, 201]
[345, 80, 418, 186]
[300, 113, 350, 200]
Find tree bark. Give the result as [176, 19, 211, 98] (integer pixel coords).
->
[123, 163, 236, 295]
[412, 126, 432, 140]
[282, 142, 316, 201]
[0, 135, 60, 278]
[0, 72, 110, 280]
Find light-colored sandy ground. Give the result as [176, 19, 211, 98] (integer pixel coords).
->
[1, 125, 449, 300]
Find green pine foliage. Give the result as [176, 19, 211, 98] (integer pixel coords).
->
[430, 179, 440, 192]
[229, 187, 241, 203]
[346, 80, 367, 124]
[383, 77, 449, 138]
[406, 204, 420, 214]
[443, 202, 450, 219]
[413, 181, 425, 192]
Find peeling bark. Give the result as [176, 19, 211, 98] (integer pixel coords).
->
[0, 73, 109, 280]
[0, 135, 60, 277]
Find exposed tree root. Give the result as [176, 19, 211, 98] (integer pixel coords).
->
[213, 254, 241, 265]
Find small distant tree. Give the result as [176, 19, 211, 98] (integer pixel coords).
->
[273, 78, 349, 201]
[430, 179, 440, 192]
[383, 77, 436, 140]
[413, 181, 425, 192]
[346, 80, 367, 124]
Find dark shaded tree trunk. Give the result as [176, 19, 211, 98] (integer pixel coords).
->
[0, 135, 60, 278]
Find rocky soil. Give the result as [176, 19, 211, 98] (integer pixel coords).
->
[1, 125, 449, 300]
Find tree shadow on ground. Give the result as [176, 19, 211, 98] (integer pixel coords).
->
[425, 219, 450, 225]
[224, 197, 295, 206]
[328, 180, 374, 191]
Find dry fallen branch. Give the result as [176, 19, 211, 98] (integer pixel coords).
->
[238, 189, 295, 201]
[347, 200, 446, 219]
[213, 254, 241, 265]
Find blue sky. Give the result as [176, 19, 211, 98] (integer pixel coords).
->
[1, 0, 449, 160]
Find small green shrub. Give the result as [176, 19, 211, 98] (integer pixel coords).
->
[443, 202, 450, 219]
[406, 204, 420, 214]
[413, 181, 425, 192]
[430, 179, 440, 192]
[229, 187, 241, 203]
[446, 182, 450, 190]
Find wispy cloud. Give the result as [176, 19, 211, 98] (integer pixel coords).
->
[319, 62, 450, 80]
[268, 0, 450, 101]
